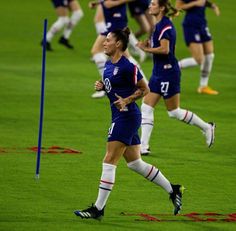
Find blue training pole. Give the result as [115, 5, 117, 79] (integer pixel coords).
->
[36, 19, 48, 179]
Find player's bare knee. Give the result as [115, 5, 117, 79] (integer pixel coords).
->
[194, 56, 204, 65]
[103, 153, 117, 165]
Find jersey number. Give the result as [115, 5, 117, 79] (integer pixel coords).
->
[161, 82, 169, 93]
[108, 123, 115, 136]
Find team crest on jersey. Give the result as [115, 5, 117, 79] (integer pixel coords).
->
[113, 67, 119, 75]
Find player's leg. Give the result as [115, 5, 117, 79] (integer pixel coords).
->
[144, 10, 155, 36]
[94, 4, 107, 35]
[74, 141, 126, 219]
[128, 29, 147, 63]
[133, 14, 151, 38]
[178, 42, 204, 68]
[91, 35, 107, 98]
[59, 0, 84, 49]
[124, 145, 184, 215]
[198, 40, 218, 94]
[164, 94, 215, 147]
[44, 5, 69, 51]
[140, 92, 161, 155]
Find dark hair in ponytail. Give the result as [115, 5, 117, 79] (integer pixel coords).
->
[159, 0, 179, 17]
[111, 27, 130, 51]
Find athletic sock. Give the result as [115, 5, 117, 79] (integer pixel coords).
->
[63, 10, 83, 39]
[127, 159, 173, 193]
[95, 163, 116, 210]
[141, 103, 154, 150]
[168, 108, 210, 131]
[178, 57, 198, 69]
[95, 21, 107, 34]
[93, 52, 107, 77]
[200, 53, 214, 87]
[46, 17, 69, 42]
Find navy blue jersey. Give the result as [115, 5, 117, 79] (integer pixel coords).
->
[101, 1, 128, 34]
[151, 16, 179, 77]
[103, 56, 143, 120]
[182, 0, 207, 27]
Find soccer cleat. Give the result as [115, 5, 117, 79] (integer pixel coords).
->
[169, 184, 185, 215]
[203, 122, 216, 148]
[74, 204, 104, 220]
[197, 86, 219, 95]
[58, 36, 74, 49]
[141, 147, 151, 156]
[41, 40, 53, 51]
[91, 90, 106, 99]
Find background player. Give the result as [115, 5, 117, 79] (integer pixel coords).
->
[176, 0, 220, 95]
[137, 0, 215, 155]
[42, 0, 84, 51]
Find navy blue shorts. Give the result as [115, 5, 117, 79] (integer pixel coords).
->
[149, 70, 181, 99]
[107, 114, 141, 146]
[183, 25, 212, 46]
[128, 0, 149, 16]
[51, 0, 73, 8]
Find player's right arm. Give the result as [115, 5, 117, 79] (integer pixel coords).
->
[103, 0, 135, 9]
[175, 0, 206, 11]
[89, 0, 135, 9]
[206, 1, 220, 16]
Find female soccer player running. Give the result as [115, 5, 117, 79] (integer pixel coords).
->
[74, 27, 184, 220]
[176, 0, 220, 95]
[42, 0, 83, 51]
[137, 0, 215, 155]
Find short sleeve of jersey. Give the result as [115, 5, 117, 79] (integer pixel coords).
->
[158, 25, 172, 41]
[124, 62, 143, 86]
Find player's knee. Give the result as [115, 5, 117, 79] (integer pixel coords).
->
[103, 153, 118, 165]
[141, 103, 154, 122]
[194, 56, 204, 65]
[167, 108, 185, 120]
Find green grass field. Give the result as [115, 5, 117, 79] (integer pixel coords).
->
[0, 1, 236, 230]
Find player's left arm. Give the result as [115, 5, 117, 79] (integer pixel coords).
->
[104, 0, 135, 9]
[114, 79, 149, 111]
[137, 38, 170, 55]
[206, 1, 220, 16]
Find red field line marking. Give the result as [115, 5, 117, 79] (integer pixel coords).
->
[121, 212, 236, 222]
[0, 146, 82, 154]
